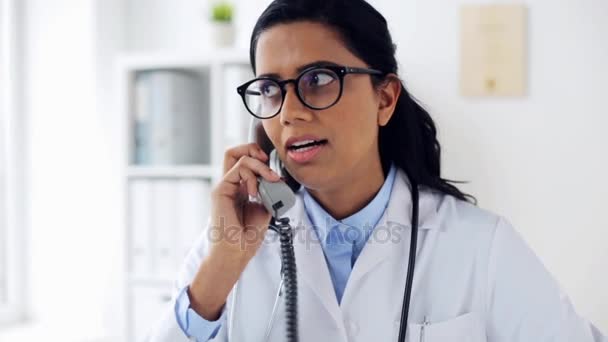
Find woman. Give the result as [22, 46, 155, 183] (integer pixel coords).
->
[151, 0, 606, 341]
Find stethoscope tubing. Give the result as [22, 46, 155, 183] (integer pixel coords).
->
[397, 181, 419, 341]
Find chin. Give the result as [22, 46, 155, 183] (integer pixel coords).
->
[286, 165, 333, 191]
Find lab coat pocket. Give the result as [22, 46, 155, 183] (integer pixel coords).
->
[406, 312, 486, 342]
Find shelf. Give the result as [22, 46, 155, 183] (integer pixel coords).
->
[117, 48, 250, 71]
[120, 48, 252, 342]
[127, 165, 220, 179]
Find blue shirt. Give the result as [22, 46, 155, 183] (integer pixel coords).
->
[175, 163, 397, 341]
[302, 162, 397, 303]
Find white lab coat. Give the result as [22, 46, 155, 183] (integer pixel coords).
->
[149, 168, 606, 342]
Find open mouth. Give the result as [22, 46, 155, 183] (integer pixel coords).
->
[286, 138, 328, 163]
[287, 139, 328, 151]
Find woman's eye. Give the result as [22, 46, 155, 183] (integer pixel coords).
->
[305, 71, 335, 87]
[261, 83, 280, 97]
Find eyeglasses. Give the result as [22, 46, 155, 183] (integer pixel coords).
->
[236, 65, 384, 119]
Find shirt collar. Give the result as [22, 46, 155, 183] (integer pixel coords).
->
[302, 163, 397, 246]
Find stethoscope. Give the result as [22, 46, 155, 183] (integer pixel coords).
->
[256, 178, 420, 342]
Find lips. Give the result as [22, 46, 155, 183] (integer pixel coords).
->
[285, 135, 328, 151]
[284, 135, 328, 164]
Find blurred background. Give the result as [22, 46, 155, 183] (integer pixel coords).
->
[0, 0, 606, 341]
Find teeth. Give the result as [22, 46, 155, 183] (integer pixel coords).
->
[292, 145, 318, 152]
[291, 139, 316, 147]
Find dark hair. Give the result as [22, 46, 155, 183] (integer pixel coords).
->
[249, 0, 475, 204]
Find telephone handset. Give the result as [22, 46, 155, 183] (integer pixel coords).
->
[247, 117, 299, 342]
[257, 152, 296, 218]
[248, 118, 296, 217]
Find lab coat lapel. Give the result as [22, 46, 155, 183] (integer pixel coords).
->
[285, 194, 344, 329]
[343, 168, 440, 303]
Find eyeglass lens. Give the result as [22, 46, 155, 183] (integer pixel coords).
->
[243, 68, 341, 118]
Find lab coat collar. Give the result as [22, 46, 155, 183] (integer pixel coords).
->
[283, 167, 441, 328]
[384, 167, 442, 232]
[301, 162, 397, 249]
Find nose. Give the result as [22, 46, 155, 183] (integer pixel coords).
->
[279, 83, 313, 126]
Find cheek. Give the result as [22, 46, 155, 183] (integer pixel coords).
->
[331, 86, 378, 151]
[339, 79, 378, 119]
[340, 118, 376, 153]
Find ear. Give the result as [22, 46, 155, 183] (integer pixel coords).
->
[376, 74, 402, 127]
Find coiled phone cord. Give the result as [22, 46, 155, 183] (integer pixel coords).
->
[271, 216, 299, 342]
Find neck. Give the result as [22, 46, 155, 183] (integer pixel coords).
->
[307, 158, 387, 220]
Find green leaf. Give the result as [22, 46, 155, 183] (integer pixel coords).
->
[211, 2, 233, 22]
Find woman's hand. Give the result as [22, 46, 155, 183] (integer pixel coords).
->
[188, 143, 281, 320]
[209, 143, 282, 261]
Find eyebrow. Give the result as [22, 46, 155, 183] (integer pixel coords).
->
[256, 60, 341, 79]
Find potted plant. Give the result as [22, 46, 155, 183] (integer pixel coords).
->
[210, 1, 235, 47]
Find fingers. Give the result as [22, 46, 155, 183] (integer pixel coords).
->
[223, 143, 268, 175]
[223, 155, 281, 197]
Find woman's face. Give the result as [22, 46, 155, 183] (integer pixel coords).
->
[256, 21, 395, 192]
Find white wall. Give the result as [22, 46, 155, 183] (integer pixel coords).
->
[124, 0, 608, 331]
[0, 0, 126, 341]
[370, 0, 608, 329]
[124, 0, 270, 52]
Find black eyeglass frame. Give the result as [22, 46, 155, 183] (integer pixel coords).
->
[236, 65, 385, 119]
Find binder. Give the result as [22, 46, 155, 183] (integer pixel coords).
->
[129, 179, 153, 277]
[165, 70, 209, 164]
[133, 73, 152, 164]
[150, 179, 177, 279]
[175, 179, 211, 265]
[133, 70, 210, 165]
